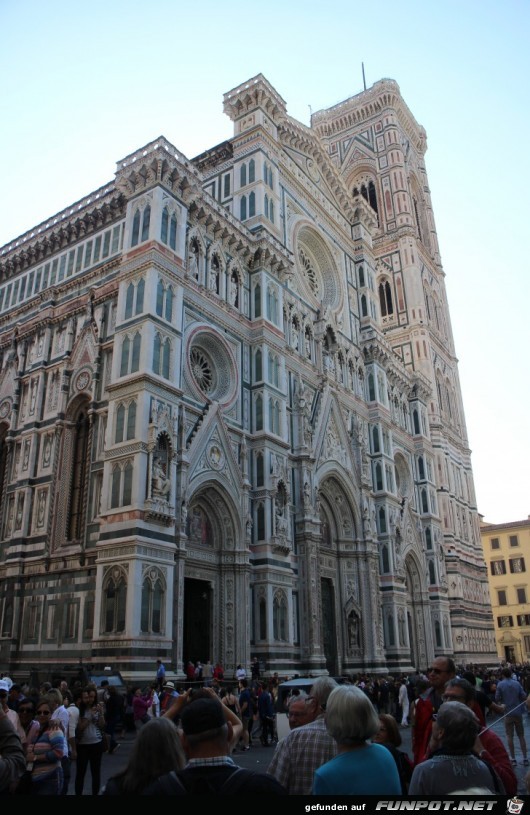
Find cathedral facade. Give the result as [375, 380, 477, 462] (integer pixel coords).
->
[0, 75, 497, 683]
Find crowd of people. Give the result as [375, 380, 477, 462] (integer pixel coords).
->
[1, 658, 530, 795]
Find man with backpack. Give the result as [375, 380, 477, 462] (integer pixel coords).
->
[142, 697, 286, 794]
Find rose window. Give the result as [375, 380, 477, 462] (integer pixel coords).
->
[298, 247, 321, 298]
[187, 330, 237, 405]
[295, 226, 340, 309]
[190, 347, 215, 393]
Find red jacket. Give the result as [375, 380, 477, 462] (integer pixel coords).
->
[479, 728, 517, 796]
[412, 690, 437, 766]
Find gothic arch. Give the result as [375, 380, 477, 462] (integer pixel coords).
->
[409, 173, 432, 254]
[317, 473, 359, 546]
[186, 483, 240, 551]
[54, 393, 92, 548]
[403, 550, 429, 669]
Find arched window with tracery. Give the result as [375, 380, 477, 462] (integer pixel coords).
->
[353, 179, 378, 216]
[141, 204, 150, 242]
[256, 502, 265, 540]
[110, 460, 133, 508]
[254, 348, 262, 381]
[102, 567, 127, 633]
[115, 400, 136, 443]
[255, 452, 264, 486]
[140, 569, 165, 634]
[253, 283, 261, 318]
[255, 394, 263, 431]
[378, 280, 394, 317]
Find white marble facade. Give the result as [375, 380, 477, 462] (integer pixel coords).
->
[0, 75, 497, 683]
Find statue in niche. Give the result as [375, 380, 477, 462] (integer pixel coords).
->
[188, 247, 199, 280]
[43, 435, 52, 467]
[5, 499, 14, 537]
[15, 496, 24, 531]
[291, 323, 299, 351]
[37, 491, 46, 527]
[398, 610, 406, 646]
[230, 278, 238, 306]
[347, 612, 359, 650]
[180, 501, 188, 525]
[22, 441, 30, 471]
[245, 513, 253, 538]
[152, 457, 170, 498]
[305, 333, 311, 359]
[29, 380, 38, 414]
[209, 267, 218, 292]
[303, 480, 311, 507]
[275, 501, 287, 535]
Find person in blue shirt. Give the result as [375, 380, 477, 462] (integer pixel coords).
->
[312, 684, 401, 796]
[156, 660, 166, 692]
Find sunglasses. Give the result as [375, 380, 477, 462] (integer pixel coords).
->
[427, 668, 447, 674]
[18, 708, 34, 714]
[36, 710, 51, 716]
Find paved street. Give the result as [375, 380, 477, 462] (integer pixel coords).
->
[68, 712, 530, 795]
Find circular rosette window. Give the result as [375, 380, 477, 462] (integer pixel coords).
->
[186, 328, 238, 407]
[295, 225, 341, 310]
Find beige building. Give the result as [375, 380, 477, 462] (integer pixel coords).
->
[0, 74, 496, 684]
[481, 517, 530, 663]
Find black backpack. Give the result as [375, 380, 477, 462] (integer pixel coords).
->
[148, 767, 256, 795]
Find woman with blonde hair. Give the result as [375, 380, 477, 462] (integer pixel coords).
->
[313, 685, 401, 795]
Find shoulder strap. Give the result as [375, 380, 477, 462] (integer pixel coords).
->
[219, 767, 256, 794]
[158, 770, 187, 795]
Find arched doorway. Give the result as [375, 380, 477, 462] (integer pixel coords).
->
[317, 474, 359, 674]
[183, 578, 212, 665]
[180, 484, 242, 674]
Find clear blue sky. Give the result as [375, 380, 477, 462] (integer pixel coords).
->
[1, 0, 528, 524]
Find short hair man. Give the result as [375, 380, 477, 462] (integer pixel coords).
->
[442, 677, 516, 795]
[409, 656, 456, 765]
[286, 691, 313, 730]
[495, 667, 528, 767]
[267, 676, 338, 794]
[144, 697, 285, 794]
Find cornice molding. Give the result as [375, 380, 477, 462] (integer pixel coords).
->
[223, 74, 287, 123]
[0, 188, 126, 281]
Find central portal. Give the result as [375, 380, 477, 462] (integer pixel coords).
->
[183, 578, 212, 666]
